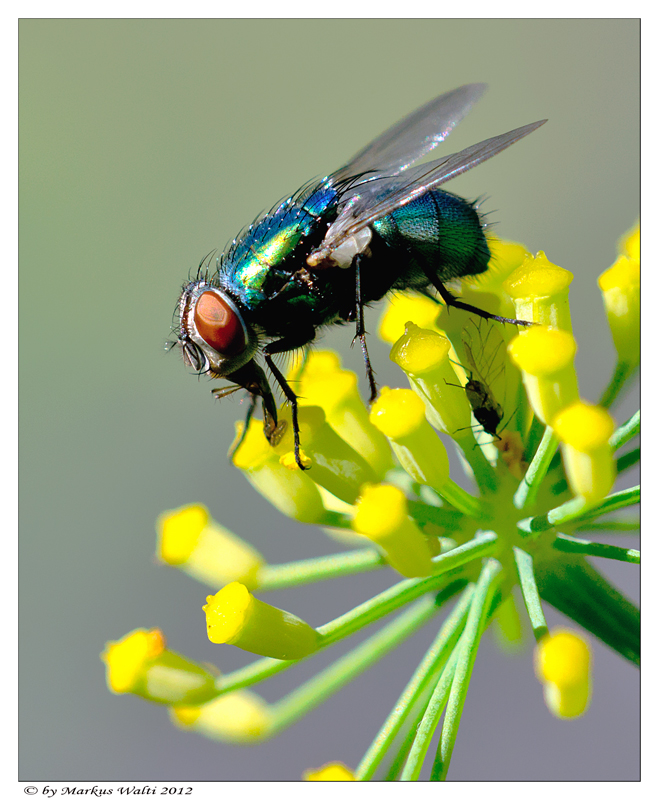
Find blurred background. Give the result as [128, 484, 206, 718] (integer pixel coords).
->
[20, 19, 639, 781]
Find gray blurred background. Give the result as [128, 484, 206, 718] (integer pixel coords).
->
[20, 19, 639, 781]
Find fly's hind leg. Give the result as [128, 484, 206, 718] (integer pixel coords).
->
[353, 256, 378, 403]
[263, 327, 316, 471]
[424, 269, 534, 327]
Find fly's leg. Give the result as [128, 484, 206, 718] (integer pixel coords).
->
[227, 392, 258, 462]
[225, 360, 284, 452]
[353, 256, 378, 403]
[263, 328, 316, 471]
[425, 271, 534, 327]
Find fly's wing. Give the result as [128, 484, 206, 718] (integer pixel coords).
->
[313, 120, 547, 263]
[331, 83, 487, 182]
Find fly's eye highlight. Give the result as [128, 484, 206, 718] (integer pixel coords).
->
[194, 291, 246, 356]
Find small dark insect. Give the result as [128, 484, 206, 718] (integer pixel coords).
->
[446, 318, 510, 442]
[459, 340, 505, 441]
[173, 84, 546, 467]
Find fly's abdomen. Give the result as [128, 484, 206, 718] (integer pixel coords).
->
[372, 189, 490, 286]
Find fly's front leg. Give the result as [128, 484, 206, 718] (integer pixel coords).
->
[263, 327, 316, 470]
[425, 269, 534, 327]
[227, 391, 258, 462]
[353, 256, 378, 403]
[224, 360, 283, 452]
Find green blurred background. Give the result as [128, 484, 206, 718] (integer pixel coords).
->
[20, 19, 639, 781]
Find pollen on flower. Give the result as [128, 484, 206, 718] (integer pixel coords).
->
[303, 762, 356, 781]
[101, 628, 166, 694]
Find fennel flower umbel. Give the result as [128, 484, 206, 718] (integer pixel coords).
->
[103, 228, 639, 780]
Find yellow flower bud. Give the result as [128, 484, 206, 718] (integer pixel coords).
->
[487, 237, 532, 282]
[274, 405, 378, 505]
[232, 418, 328, 523]
[352, 484, 433, 578]
[101, 629, 217, 705]
[455, 238, 531, 325]
[156, 504, 264, 589]
[370, 388, 450, 491]
[390, 323, 472, 437]
[294, 350, 393, 477]
[618, 222, 639, 260]
[170, 690, 272, 743]
[304, 762, 356, 781]
[598, 254, 640, 370]
[378, 292, 441, 343]
[503, 251, 574, 330]
[535, 629, 591, 718]
[204, 583, 319, 660]
[553, 401, 616, 503]
[508, 327, 579, 425]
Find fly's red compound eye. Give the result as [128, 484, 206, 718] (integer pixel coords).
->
[193, 291, 246, 356]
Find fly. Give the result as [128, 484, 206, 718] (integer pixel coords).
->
[173, 84, 547, 469]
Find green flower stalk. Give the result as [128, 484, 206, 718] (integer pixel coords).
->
[103, 232, 639, 781]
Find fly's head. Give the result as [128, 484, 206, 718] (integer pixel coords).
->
[176, 280, 258, 379]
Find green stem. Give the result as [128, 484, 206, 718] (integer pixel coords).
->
[455, 434, 499, 494]
[438, 477, 484, 517]
[430, 559, 503, 781]
[513, 547, 548, 641]
[318, 510, 353, 529]
[397, 647, 461, 781]
[268, 596, 438, 736]
[356, 585, 474, 781]
[518, 485, 640, 538]
[256, 548, 385, 591]
[616, 447, 640, 474]
[316, 533, 498, 646]
[216, 654, 294, 695]
[218, 536, 497, 696]
[599, 361, 637, 409]
[575, 519, 639, 533]
[399, 560, 502, 781]
[552, 534, 639, 564]
[534, 556, 639, 665]
[513, 426, 558, 511]
[609, 410, 640, 451]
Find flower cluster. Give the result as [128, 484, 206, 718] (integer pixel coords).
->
[103, 225, 639, 780]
